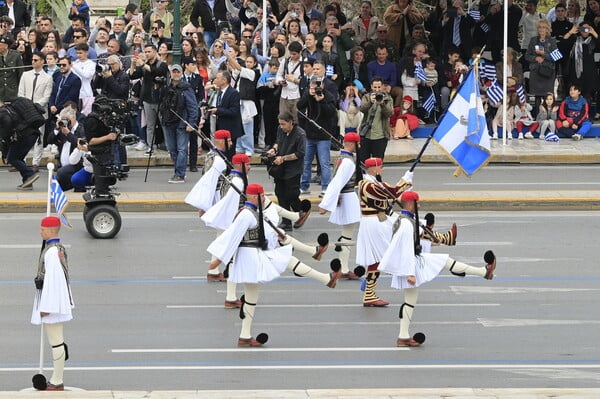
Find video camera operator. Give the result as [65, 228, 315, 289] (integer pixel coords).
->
[83, 97, 118, 196]
[297, 76, 337, 197]
[358, 76, 394, 162]
[51, 107, 85, 191]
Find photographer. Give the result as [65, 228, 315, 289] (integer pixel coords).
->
[358, 76, 394, 162]
[52, 107, 86, 191]
[297, 77, 337, 196]
[129, 43, 168, 154]
[83, 97, 118, 196]
[265, 111, 306, 231]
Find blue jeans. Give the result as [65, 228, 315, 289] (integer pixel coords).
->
[6, 133, 38, 183]
[163, 124, 189, 178]
[204, 31, 217, 49]
[71, 168, 93, 190]
[301, 139, 331, 192]
[236, 112, 254, 155]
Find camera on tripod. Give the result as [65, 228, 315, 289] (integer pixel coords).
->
[92, 96, 139, 146]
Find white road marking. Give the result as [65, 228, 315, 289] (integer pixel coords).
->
[0, 244, 72, 249]
[167, 303, 500, 309]
[112, 347, 410, 353]
[451, 286, 600, 295]
[4, 364, 600, 372]
[507, 368, 600, 381]
[478, 318, 600, 327]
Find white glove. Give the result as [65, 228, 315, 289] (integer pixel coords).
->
[402, 170, 414, 184]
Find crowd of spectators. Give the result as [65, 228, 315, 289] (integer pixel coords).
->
[1, 0, 599, 190]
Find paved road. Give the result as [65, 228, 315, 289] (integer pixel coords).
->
[1, 211, 599, 392]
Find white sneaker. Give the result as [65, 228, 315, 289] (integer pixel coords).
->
[539, 133, 546, 140]
[134, 141, 148, 151]
[518, 133, 524, 140]
[491, 134, 498, 140]
[524, 132, 534, 139]
[572, 133, 582, 141]
[50, 144, 59, 155]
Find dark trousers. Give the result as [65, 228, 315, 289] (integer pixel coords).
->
[6, 133, 38, 183]
[274, 175, 302, 226]
[56, 163, 83, 191]
[189, 130, 198, 169]
[359, 137, 388, 164]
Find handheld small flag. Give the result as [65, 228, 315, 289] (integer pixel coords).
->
[545, 132, 560, 142]
[414, 64, 427, 82]
[468, 10, 481, 20]
[482, 63, 497, 81]
[486, 80, 503, 106]
[423, 90, 436, 114]
[50, 176, 72, 228]
[325, 64, 335, 77]
[550, 48, 563, 62]
[480, 23, 490, 33]
[516, 83, 526, 104]
[433, 68, 491, 176]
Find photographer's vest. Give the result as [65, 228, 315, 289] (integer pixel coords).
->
[35, 241, 73, 305]
[332, 151, 357, 193]
[238, 206, 262, 248]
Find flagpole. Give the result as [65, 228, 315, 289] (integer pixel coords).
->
[502, 0, 508, 146]
[40, 162, 54, 381]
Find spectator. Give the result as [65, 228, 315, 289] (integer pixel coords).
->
[424, 0, 447, 56]
[158, 41, 172, 64]
[566, 0, 583, 24]
[49, 56, 82, 119]
[0, 36, 23, 101]
[208, 39, 227, 77]
[403, 24, 435, 58]
[552, 3, 573, 100]
[148, 19, 171, 50]
[392, 95, 419, 139]
[28, 30, 44, 53]
[70, 43, 95, 115]
[256, 59, 281, 147]
[439, 47, 460, 111]
[13, 36, 32, 67]
[565, 22, 599, 107]
[69, 0, 90, 31]
[44, 50, 60, 76]
[51, 107, 85, 189]
[90, 26, 111, 56]
[301, 32, 322, 62]
[159, 64, 199, 183]
[208, 70, 243, 158]
[0, 0, 30, 32]
[110, 17, 128, 54]
[351, 0, 381, 47]
[367, 45, 397, 88]
[180, 37, 195, 59]
[384, 0, 424, 53]
[339, 83, 364, 137]
[536, 92, 558, 140]
[486, 0, 521, 63]
[67, 28, 97, 61]
[347, 46, 370, 89]
[143, 0, 174, 39]
[440, 0, 475, 62]
[364, 24, 400, 64]
[125, 29, 145, 57]
[129, 44, 169, 153]
[318, 16, 355, 84]
[400, 59, 422, 106]
[495, 47, 524, 92]
[275, 41, 303, 124]
[301, 0, 322, 21]
[264, 111, 306, 231]
[286, 19, 306, 45]
[181, 56, 203, 172]
[525, 19, 558, 111]
[556, 84, 591, 140]
[491, 95, 516, 139]
[61, 14, 85, 48]
[195, 48, 210, 84]
[98, 39, 130, 70]
[472, 0, 493, 50]
[358, 77, 394, 161]
[94, 54, 130, 101]
[519, 0, 546, 71]
[514, 97, 538, 139]
[190, 0, 227, 48]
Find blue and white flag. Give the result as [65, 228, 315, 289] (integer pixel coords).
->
[486, 80, 503, 106]
[423, 90, 436, 114]
[482, 63, 497, 80]
[468, 10, 481, 20]
[325, 64, 335, 77]
[516, 83, 526, 103]
[433, 69, 491, 176]
[545, 132, 560, 142]
[50, 176, 72, 228]
[414, 64, 427, 82]
[550, 48, 563, 62]
[480, 22, 490, 33]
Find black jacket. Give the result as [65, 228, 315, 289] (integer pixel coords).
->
[297, 89, 337, 141]
[129, 59, 168, 104]
[0, 0, 30, 30]
[94, 69, 131, 100]
[190, 0, 227, 31]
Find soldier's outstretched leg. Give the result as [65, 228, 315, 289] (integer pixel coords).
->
[280, 233, 329, 260]
[289, 257, 341, 288]
[362, 264, 389, 307]
[445, 250, 496, 280]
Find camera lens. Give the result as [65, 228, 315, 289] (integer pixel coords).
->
[375, 93, 384, 102]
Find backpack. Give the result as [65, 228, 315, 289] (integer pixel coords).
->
[7, 97, 46, 131]
[160, 84, 186, 125]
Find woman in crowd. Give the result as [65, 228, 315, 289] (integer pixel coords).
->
[320, 34, 340, 85]
[208, 39, 227, 73]
[351, 0, 380, 47]
[339, 83, 364, 137]
[525, 19, 558, 112]
[286, 19, 305, 45]
[126, 30, 145, 57]
[565, 22, 599, 107]
[495, 47, 524, 92]
[181, 37, 196, 58]
[158, 41, 172, 65]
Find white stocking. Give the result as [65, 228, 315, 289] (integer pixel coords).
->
[338, 224, 356, 273]
[444, 257, 486, 278]
[281, 235, 316, 256]
[240, 284, 260, 339]
[45, 323, 65, 386]
[287, 256, 329, 285]
[225, 281, 238, 302]
[398, 288, 418, 339]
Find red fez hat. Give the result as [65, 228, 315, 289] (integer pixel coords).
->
[403, 95, 414, 103]
[400, 191, 420, 202]
[41, 216, 61, 227]
[214, 129, 231, 139]
[232, 153, 250, 164]
[344, 132, 361, 143]
[364, 157, 383, 168]
[246, 183, 264, 195]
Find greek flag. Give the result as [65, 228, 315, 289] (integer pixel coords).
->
[482, 63, 497, 80]
[486, 80, 503, 106]
[480, 22, 490, 33]
[423, 90, 436, 114]
[433, 69, 491, 176]
[550, 48, 563, 62]
[545, 132, 560, 142]
[468, 10, 481, 20]
[415, 64, 427, 82]
[50, 176, 72, 228]
[325, 64, 335, 77]
[516, 83, 526, 103]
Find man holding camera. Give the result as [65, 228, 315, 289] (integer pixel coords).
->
[129, 44, 168, 154]
[358, 77, 394, 162]
[297, 76, 337, 197]
[51, 107, 86, 191]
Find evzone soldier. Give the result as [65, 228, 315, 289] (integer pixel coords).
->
[379, 191, 497, 347]
[318, 132, 362, 279]
[185, 129, 232, 282]
[356, 157, 413, 307]
[201, 153, 251, 308]
[31, 216, 74, 391]
[207, 184, 340, 347]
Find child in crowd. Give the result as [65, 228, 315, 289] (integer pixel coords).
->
[491, 96, 516, 140]
[392, 96, 419, 140]
[556, 84, 592, 140]
[536, 92, 558, 140]
[514, 97, 538, 139]
[338, 83, 363, 137]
